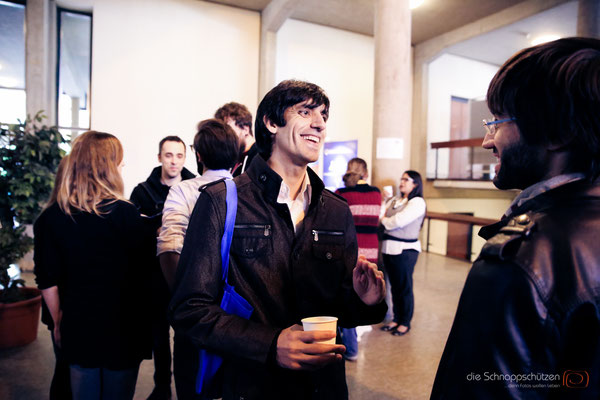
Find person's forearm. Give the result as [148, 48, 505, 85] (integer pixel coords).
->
[381, 200, 425, 230]
[159, 252, 180, 292]
[41, 286, 61, 326]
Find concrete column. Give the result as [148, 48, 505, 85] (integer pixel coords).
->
[25, 0, 56, 125]
[259, 29, 278, 99]
[371, 0, 412, 191]
[577, 0, 600, 37]
[258, 0, 296, 100]
[71, 96, 80, 128]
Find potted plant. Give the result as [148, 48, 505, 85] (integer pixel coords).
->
[0, 112, 67, 349]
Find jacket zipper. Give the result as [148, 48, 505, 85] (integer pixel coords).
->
[234, 224, 272, 237]
[312, 229, 344, 242]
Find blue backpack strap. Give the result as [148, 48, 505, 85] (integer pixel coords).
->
[221, 179, 237, 284]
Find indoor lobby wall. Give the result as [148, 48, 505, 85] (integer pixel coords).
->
[89, 0, 260, 194]
[275, 18, 375, 178]
[426, 53, 499, 179]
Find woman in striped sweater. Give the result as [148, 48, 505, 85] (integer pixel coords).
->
[335, 158, 382, 360]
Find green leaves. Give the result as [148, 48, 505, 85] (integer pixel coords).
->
[0, 112, 68, 298]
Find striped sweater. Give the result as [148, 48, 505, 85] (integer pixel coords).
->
[335, 183, 382, 263]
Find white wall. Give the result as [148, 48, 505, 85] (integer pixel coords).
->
[90, 0, 260, 194]
[275, 19, 375, 176]
[426, 53, 498, 179]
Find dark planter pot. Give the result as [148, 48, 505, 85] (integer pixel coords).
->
[0, 287, 42, 349]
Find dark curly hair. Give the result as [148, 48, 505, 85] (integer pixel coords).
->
[214, 102, 253, 136]
[194, 119, 239, 170]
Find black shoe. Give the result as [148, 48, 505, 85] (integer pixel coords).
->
[147, 385, 172, 400]
[380, 323, 398, 332]
[391, 326, 410, 336]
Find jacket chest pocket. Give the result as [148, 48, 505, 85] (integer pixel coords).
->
[311, 230, 345, 261]
[231, 224, 273, 258]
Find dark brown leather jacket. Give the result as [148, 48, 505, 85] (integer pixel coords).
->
[170, 156, 386, 400]
[432, 179, 600, 399]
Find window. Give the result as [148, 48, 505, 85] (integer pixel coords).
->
[57, 8, 92, 138]
[0, 0, 26, 124]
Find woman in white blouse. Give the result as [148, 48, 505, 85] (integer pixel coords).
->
[379, 170, 426, 336]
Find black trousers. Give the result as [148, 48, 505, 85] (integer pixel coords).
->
[151, 267, 172, 388]
[50, 330, 72, 400]
[383, 250, 419, 327]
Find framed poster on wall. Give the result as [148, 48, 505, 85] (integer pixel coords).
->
[322, 140, 358, 191]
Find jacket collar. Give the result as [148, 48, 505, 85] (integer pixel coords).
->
[181, 167, 196, 181]
[503, 173, 585, 218]
[147, 165, 195, 189]
[479, 176, 600, 240]
[245, 155, 325, 207]
[202, 169, 232, 180]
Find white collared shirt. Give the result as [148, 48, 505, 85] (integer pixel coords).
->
[276, 171, 312, 232]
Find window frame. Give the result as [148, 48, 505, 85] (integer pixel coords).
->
[55, 6, 93, 132]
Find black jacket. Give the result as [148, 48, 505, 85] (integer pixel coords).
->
[34, 201, 159, 369]
[130, 166, 195, 216]
[170, 156, 387, 400]
[431, 179, 600, 399]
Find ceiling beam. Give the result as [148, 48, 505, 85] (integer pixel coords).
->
[261, 0, 297, 32]
[258, 0, 298, 99]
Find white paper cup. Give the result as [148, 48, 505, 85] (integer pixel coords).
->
[301, 316, 338, 344]
[383, 185, 393, 199]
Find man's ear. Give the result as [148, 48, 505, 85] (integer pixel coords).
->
[157, 153, 161, 163]
[263, 115, 278, 134]
[195, 151, 202, 162]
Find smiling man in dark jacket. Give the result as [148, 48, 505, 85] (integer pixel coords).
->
[170, 80, 387, 400]
[431, 38, 600, 399]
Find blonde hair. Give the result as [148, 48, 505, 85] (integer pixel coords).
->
[56, 131, 125, 215]
[45, 155, 69, 208]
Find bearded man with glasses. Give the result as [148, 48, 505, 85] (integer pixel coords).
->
[432, 37, 600, 399]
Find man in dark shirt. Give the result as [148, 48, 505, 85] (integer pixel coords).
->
[131, 136, 195, 216]
[214, 102, 257, 177]
[130, 135, 195, 400]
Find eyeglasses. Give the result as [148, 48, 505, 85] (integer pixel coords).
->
[482, 117, 516, 135]
[189, 144, 195, 152]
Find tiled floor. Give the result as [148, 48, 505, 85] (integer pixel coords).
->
[0, 252, 471, 400]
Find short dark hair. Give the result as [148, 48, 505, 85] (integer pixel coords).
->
[255, 80, 330, 158]
[404, 170, 423, 200]
[194, 119, 239, 170]
[158, 135, 186, 155]
[487, 37, 600, 179]
[214, 102, 253, 135]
